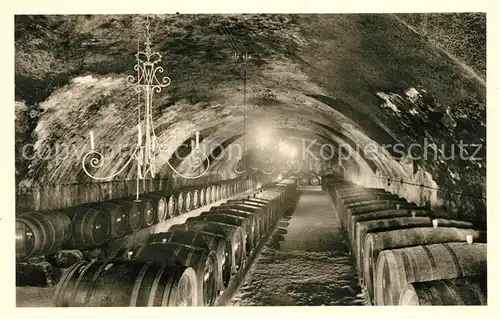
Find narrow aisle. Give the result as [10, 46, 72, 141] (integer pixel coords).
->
[231, 189, 369, 306]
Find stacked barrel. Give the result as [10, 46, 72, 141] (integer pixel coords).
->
[50, 177, 298, 307]
[298, 171, 320, 186]
[16, 178, 255, 262]
[325, 179, 487, 306]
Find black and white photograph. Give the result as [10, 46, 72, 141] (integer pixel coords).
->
[8, 1, 493, 311]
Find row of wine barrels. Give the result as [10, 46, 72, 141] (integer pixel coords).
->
[201, 209, 260, 250]
[169, 221, 245, 275]
[208, 209, 258, 244]
[109, 199, 150, 232]
[52, 256, 199, 306]
[170, 178, 295, 285]
[374, 242, 487, 305]
[276, 178, 298, 207]
[310, 176, 320, 186]
[324, 180, 487, 306]
[65, 206, 111, 249]
[225, 200, 272, 234]
[84, 202, 129, 239]
[345, 207, 431, 250]
[331, 184, 385, 202]
[248, 197, 278, 223]
[398, 275, 487, 305]
[186, 214, 254, 256]
[202, 177, 296, 269]
[210, 205, 266, 241]
[344, 210, 409, 259]
[18, 179, 250, 262]
[363, 227, 486, 303]
[16, 211, 72, 261]
[72, 177, 296, 307]
[297, 172, 320, 186]
[146, 230, 232, 292]
[339, 199, 412, 229]
[338, 194, 401, 213]
[335, 189, 390, 209]
[134, 242, 219, 306]
[353, 216, 475, 275]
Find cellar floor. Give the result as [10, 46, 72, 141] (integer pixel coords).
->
[230, 188, 370, 306]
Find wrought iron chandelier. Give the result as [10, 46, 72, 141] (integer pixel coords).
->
[82, 15, 210, 199]
[233, 49, 251, 176]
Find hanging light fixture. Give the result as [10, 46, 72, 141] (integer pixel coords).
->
[233, 49, 251, 176]
[82, 14, 210, 200]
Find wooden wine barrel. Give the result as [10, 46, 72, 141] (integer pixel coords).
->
[248, 197, 277, 224]
[52, 258, 198, 307]
[185, 214, 253, 255]
[202, 208, 261, 243]
[147, 230, 232, 291]
[399, 276, 487, 305]
[214, 185, 221, 202]
[363, 226, 485, 302]
[339, 196, 403, 213]
[254, 192, 282, 211]
[354, 217, 475, 281]
[16, 211, 72, 261]
[122, 196, 156, 228]
[209, 185, 216, 203]
[308, 171, 318, 178]
[332, 186, 375, 197]
[197, 212, 257, 254]
[184, 190, 193, 212]
[268, 189, 286, 208]
[176, 191, 186, 215]
[205, 186, 212, 205]
[220, 184, 228, 199]
[134, 242, 219, 307]
[139, 194, 165, 224]
[299, 176, 309, 186]
[341, 201, 417, 229]
[191, 189, 200, 209]
[345, 207, 430, 246]
[310, 176, 320, 186]
[199, 188, 206, 207]
[178, 187, 200, 211]
[336, 193, 392, 209]
[339, 193, 400, 207]
[373, 242, 487, 306]
[245, 197, 276, 222]
[84, 202, 128, 239]
[253, 189, 282, 203]
[167, 195, 177, 218]
[215, 203, 266, 229]
[347, 209, 431, 244]
[108, 199, 143, 233]
[170, 221, 245, 274]
[223, 201, 271, 233]
[226, 199, 272, 230]
[227, 182, 235, 196]
[209, 206, 264, 239]
[334, 187, 385, 203]
[335, 187, 387, 197]
[65, 206, 111, 249]
[330, 181, 357, 188]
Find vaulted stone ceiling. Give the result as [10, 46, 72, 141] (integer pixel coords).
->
[15, 14, 486, 224]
